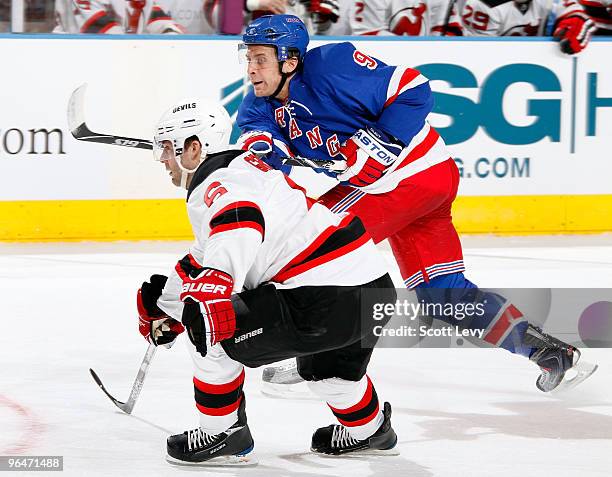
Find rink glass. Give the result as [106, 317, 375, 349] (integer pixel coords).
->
[4, 1, 55, 32]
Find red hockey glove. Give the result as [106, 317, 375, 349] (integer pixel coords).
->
[554, 15, 596, 54]
[309, 0, 340, 22]
[176, 258, 236, 350]
[237, 130, 273, 155]
[137, 274, 185, 347]
[336, 127, 403, 187]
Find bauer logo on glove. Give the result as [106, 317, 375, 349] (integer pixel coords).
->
[176, 260, 237, 355]
[181, 281, 230, 295]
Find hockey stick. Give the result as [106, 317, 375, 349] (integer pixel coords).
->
[280, 155, 346, 172]
[67, 84, 346, 171]
[89, 343, 157, 414]
[440, 0, 458, 36]
[67, 83, 153, 150]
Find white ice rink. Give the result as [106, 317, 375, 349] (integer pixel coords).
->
[1, 235, 612, 477]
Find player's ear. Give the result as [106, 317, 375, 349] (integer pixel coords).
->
[282, 58, 299, 75]
[190, 138, 202, 153]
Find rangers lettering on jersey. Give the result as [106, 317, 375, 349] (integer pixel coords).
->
[237, 42, 449, 194]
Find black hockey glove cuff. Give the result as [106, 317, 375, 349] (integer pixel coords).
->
[138, 274, 168, 318]
[182, 298, 208, 357]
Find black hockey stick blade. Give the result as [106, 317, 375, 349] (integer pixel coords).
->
[281, 155, 347, 172]
[67, 83, 153, 150]
[66, 84, 344, 168]
[89, 368, 131, 413]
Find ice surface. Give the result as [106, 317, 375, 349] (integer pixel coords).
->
[1, 236, 611, 476]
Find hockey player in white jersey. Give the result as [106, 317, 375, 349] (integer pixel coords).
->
[460, 0, 596, 54]
[204, 0, 349, 34]
[136, 98, 399, 465]
[155, 0, 216, 33]
[579, 0, 611, 34]
[54, 0, 184, 34]
[351, 0, 463, 35]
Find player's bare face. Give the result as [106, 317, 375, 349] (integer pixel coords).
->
[246, 45, 282, 97]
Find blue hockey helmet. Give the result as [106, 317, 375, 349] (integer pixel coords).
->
[242, 14, 309, 62]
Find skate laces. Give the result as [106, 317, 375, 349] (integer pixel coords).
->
[331, 425, 360, 449]
[187, 428, 217, 451]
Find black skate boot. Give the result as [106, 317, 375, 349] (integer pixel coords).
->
[166, 397, 255, 466]
[311, 402, 398, 456]
[524, 324, 597, 392]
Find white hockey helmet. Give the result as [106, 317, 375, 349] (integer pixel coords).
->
[153, 98, 232, 170]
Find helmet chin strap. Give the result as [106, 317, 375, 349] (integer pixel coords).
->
[179, 171, 188, 189]
[177, 151, 207, 189]
[271, 62, 297, 99]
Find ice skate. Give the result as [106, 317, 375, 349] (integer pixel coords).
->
[525, 324, 598, 393]
[311, 402, 399, 456]
[261, 360, 315, 399]
[166, 398, 256, 466]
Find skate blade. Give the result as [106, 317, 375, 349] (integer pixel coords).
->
[166, 449, 258, 467]
[261, 382, 317, 400]
[314, 447, 401, 457]
[551, 361, 598, 394]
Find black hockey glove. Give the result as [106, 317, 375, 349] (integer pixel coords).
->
[182, 298, 208, 358]
[137, 274, 184, 347]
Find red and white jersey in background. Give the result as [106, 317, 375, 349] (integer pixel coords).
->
[203, 0, 351, 34]
[461, 0, 588, 36]
[156, 0, 216, 33]
[54, 0, 185, 34]
[579, 0, 611, 33]
[350, 0, 463, 35]
[157, 149, 388, 320]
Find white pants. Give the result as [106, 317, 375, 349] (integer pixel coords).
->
[188, 339, 383, 440]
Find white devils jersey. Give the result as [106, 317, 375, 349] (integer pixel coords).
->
[156, 0, 215, 33]
[54, 0, 184, 34]
[158, 150, 388, 320]
[203, 0, 350, 35]
[461, 0, 586, 36]
[579, 0, 611, 33]
[350, 0, 463, 35]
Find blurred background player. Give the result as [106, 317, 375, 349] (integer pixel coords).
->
[578, 0, 611, 35]
[156, 0, 216, 33]
[236, 14, 597, 397]
[54, 0, 185, 34]
[351, 0, 463, 36]
[137, 98, 399, 464]
[202, 0, 351, 34]
[460, 0, 596, 54]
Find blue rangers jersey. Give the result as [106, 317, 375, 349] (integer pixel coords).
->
[237, 42, 451, 194]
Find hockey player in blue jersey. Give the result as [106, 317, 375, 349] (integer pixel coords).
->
[234, 14, 597, 411]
